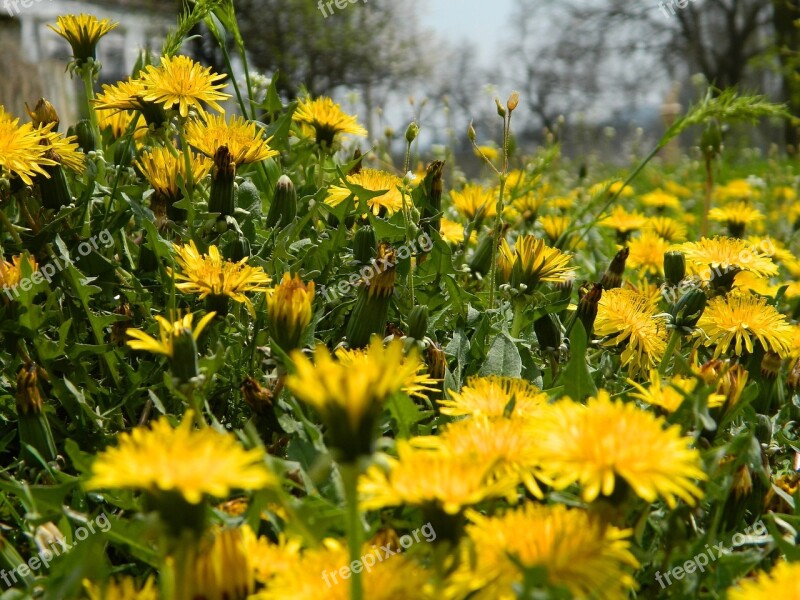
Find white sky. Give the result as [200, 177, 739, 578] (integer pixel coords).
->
[425, 0, 512, 66]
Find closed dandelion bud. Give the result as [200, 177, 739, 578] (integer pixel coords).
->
[534, 313, 562, 351]
[421, 160, 445, 238]
[347, 244, 397, 348]
[408, 305, 429, 340]
[495, 98, 507, 118]
[788, 357, 800, 392]
[425, 342, 447, 382]
[405, 121, 420, 143]
[467, 122, 477, 143]
[469, 231, 494, 276]
[600, 247, 629, 290]
[670, 288, 707, 330]
[267, 273, 315, 353]
[227, 235, 251, 262]
[237, 179, 261, 213]
[732, 465, 753, 499]
[39, 150, 72, 210]
[760, 351, 782, 380]
[507, 91, 520, 112]
[576, 282, 603, 336]
[170, 325, 201, 385]
[709, 265, 741, 295]
[209, 146, 236, 216]
[26, 98, 60, 131]
[557, 278, 574, 304]
[72, 119, 96, 153]
[266, 174, 297, 228]
[755, 413, 772, 444]
[350, 148, 363, 175]
[15, 364, 57, 464]
[354, 225, 377, 264]
[240, 376, 273, 415]
[664, 250, 686, 286]
[191, 527, 255, 600]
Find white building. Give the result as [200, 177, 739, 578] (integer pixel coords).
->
[0, 0, 172, 122]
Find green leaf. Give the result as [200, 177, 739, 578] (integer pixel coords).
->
[479, 332, 522, 378]
[563, 321, 597, 400]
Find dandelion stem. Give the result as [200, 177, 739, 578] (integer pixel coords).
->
[658, 330, 681, 375]
[341, 462, 364, 600]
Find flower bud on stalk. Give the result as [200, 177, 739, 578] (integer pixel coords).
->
[600, 247, 629, 290]
[16, 363, 57, 465]
[670, 288, 707, 331]
[347, 243, 397, 348]
[420, 160, 445, 241]
[267, 273, 315, 354]
[26, 98, 60, 131]
[408, 305, 429, 341]
[209, 146, 236, 217]
[663, 250, 686, 287]
[170, 325, 202, 385]
[354, 224, 377, 265]
[575, 282, 603, 337]
[38, 149, 72, 210]
[266, 175, 297, 228]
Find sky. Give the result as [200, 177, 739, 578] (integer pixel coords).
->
[425, 0, 512, 66]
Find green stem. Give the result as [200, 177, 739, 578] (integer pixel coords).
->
[80, 67, 101, 148]
[0, 209, 23, 245]
[341, 462, 364, 600]
[510, 298, 526, 338]
[658, 329, 682, 375]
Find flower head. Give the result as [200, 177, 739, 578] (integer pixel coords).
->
[267, 273, 315, 351]
[678, 236, 778, 280]
[140, 55, 230, 117]
[326, 168, 405, 216]
[186, 114, 279, 166]
[0, 254, 38, 291]
[440, 218, 468, 245]
[86, 412, 275, 504]
[83, 577, 158, 600]
[594, 288, 668, 374]
[645, 216, 687, 242]
[599, 206, 647, 238]
[728, 562, 800, 600]
[640, 189, 680, 210]
[697, 291, 793, 357]
[533, 391, 706, 506]
[449, 503, 639, 600]
[449, 184, 497, 222]
[627, 231, 670, 276]
[0, 112, 55, 184]
[293, 96, 367, 146]
[126, 311, 216, 359]
[334, 346, 437, 399]
[438, 375, 549, 419]
[629, 369, 725, 413]
[709, 201, 764, 237]
[48, 14, 118, 63]
[171, 241, 272, 317]
[497, 235, 575, 291]
[135, 146, 211, 201]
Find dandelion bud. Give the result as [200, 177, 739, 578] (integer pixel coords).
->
[25, 98, 60, 131]
[507, 91, 520, 112]
[760, 351, 782, 380]
[670, 288, 707, 330]
[425, 342, 447, 383]
[405, 121, 420, 143]
[266, 174, 297, 228]
[576, 283, 603, 336]
[600, 247, 629, 290]
[495, 98, 507, 118]
[72, 119, 96, 153]
[170, 325, 201, 385]
[534, 313, 562, 351]
[408, 305, 429, 340]
[420, 160, 445, 239]
[16, 364, 57, 464]
[39, 149, 72, 210]
[354, 225, 377, 265]
[663, 250, 686, 286]
[347, 244, 397, 348]
[209, 146, 236, 217]
[191, 527, 255, 600]
[467, 121, 477, 143]
[350, 148, 363, 175]
[267, 273, 315, 353]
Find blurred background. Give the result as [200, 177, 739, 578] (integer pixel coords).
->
[2, 0, 798, 169]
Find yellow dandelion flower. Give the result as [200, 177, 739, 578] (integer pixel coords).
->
[664, 180, 693, 198]
[326, 168, 405, 216]
[86, 411, 275, 504]
[36, 128, 86, 174]
[186, 114, 279, 166]
[733, 270, 778, 297]
[640, 189, 680, 210]
[97, 107, 148, 140]
[594, 288, 668, 374]
[191, 526, 257, 600]
[511, 190, 546, 220]
[746, 236, 794, 265]
[170, 241, 272, 316]
[415, 416, 545, 497]
[629, 369, 725, 413]
[126, 311, 216, 358]
[714, 178, 757, 202]
[286, 339, 423, 460]
[773, 185, 797, 202]
[359, 442, 518, 515]
[135, 146, 211, 200]
[267, 273, 315, 352]
[697, 291, 793, 357]
[255, 537, 432, 600]
[48, 14, 118, 62]
[709, 201, 764, 236]
[599, 206, 647, 237]
[292, 96, 367, 146]
[590, 180, 633, 198]
[0, 112, 54, 184]
[728, 562, 800, 600]
[646, 216, 687, 242]
[83, 576, 158, 600]
[0, 254, 38, 291]
[438, 375, 549, 419]
[497, 235, 576, 291]
[678, 236, 778, 280]
[539, 215, 571, 245]
[440, 218, 467, 245]
[140, 55, 230, 118]
[534, 391, 706, 506]
[449, 503, 639, 600]
[449, 184, 497, 222]
[335, 346, 437, 399]
[475, 144, 499, 162]
[627, 231, 671, 276]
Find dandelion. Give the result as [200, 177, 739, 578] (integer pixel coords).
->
[326, 168, 405, 217]
[140, 55, 230, 117]
[497, 235, 575, 291]
[438, 375, 549, 419]
[48, 14, 118, 63]
[449, 184, 497, 223]
[186, 114, 279, 166]
[292, 96, 367, 146]
[728, 562, 800, 600]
